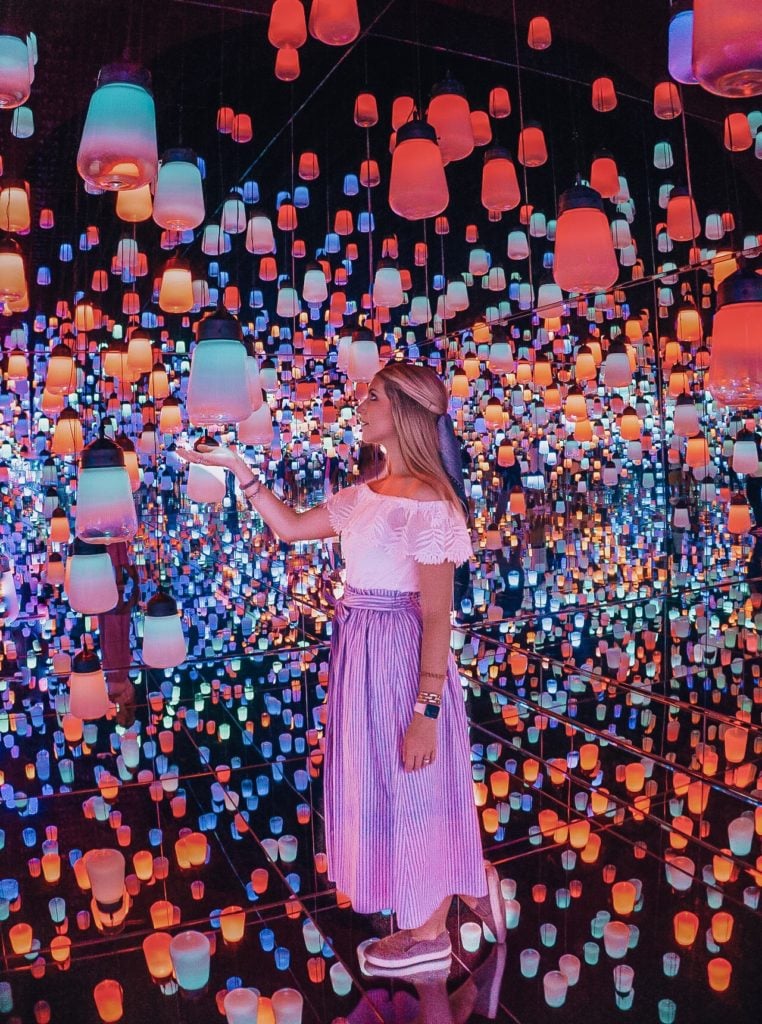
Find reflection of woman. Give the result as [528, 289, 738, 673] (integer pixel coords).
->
[179, 363, 505, 969]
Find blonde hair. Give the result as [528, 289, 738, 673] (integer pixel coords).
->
[373, 362, 464, 515]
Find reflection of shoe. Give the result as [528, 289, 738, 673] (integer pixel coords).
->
[450, 944, 507, 1022]
[363, 929, 452, 969]
[464, 861, 507, 944]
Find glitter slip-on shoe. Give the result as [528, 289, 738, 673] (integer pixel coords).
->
[464, 861, 507, 944]
[363, 929, 453, 969]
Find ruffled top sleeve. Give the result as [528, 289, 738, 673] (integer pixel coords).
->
[403, 501, 473, 565]
[325, 486, 362, 536]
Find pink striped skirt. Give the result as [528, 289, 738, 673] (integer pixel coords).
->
[324, 586, 487, 929]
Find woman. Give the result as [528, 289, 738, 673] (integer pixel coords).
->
[179, 362, 505, 969]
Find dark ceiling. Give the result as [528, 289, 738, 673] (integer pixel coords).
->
[3, 0, 760, 330]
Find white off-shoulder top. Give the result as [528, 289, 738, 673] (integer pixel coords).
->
[326, 483, 472, 592]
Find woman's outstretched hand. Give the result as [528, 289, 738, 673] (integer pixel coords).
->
[402, 715, 437, 772]
[176, 444, 241, 474]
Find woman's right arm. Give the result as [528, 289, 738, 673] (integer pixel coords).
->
[178, 446, 335, 543]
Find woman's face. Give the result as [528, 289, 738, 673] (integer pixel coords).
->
[357, 376, 395, 446]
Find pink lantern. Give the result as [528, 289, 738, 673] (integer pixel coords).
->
[553, 184, 618, 294]
[68, 647, 110, 720]
[142, 592, 187, 669]
[64, 539, 118, 614]
[388, 119, 448, 221]
[75, 436, 138, 544]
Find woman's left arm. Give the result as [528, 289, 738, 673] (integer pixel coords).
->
[401, 560, 454, 772]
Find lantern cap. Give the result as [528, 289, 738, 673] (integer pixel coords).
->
[115, 432, 135, 453]
[0, 235, 23, 256]
[674, 392, 695, 407]
[161, 147, 196, 165]
[57, 407, 79, 421]
[196, 305, 243, 342]
[484, 146, 513, 164]
[607, 337, 628, 354]
[558, 184, 604, 215]
[96, 61, 152, 92]
[48, 551, 63, 564]
[717, 269, 762, 309]
[81, 435, 126, 470]
[431, 75, 466, 99]
[71, 537, 108, 557]
[72, 647, 102, 674]
[396, 119, 437, 145]
[146, 590, 178, 618]
[730, 492, 749, 505]
[353, 326, 375, 342]
[162, 395, 181, 407]
[194, 434, 218, 452]
[51, 506, 67, 519]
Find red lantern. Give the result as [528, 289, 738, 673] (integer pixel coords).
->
[268, 0, 307, 49]
[553, 184, 618, 294]
[427, 77, 474, 163]
[707, 270, 762, 408]
[388, 120, 448, 221]
[481, 147, 520, 213]
[692, 0, 762, 98]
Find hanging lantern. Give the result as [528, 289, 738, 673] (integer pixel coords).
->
[589, 151, 620, 199]
[50, 507, 71, 545]
[602, 338, 632, 388]
[0, 236, 28, 315]
[481, 147, 520, 213]
[308, 0, 360, 46]
[372, 260, 404, 307]
[666, 186, 700, 241]
[142, 591, 187, 669]
[246, 212, 276, 254]
[489, 86, 511, 118]
[186, 437, 227, 503]
[668, 4, 697, 85]
[427, 76, 474, 163]
[388, 119, 448, 220]
[347, 328, 380, 382]
[125, 329, 153, 374]
[159, 396, 183, 434]
[527, 15, 552, 49]
[0, 179, 31, 232]
[517, 123, 548, 167]
[187, 306, 252, 426]
[51, 407, 84, 455]
[153, 149, 204, 230]
[275, 45, 300, 81]
[68, 646, 109, 720]
[728, 494, 752, 534]
[77, 63, 158, 191]
[238, 401, 274, 445]
[302, 262, 328, 304]
[353, 91, 378, 127]
[158, 257, 194, 313]
[591, 77, 617, 112]
[5, 346, 27, 380]
[673, 394, 701, 438]
[553, 184, 618, 294]
[268, 0, 307, 48]
[0, 556, 19, 623]
[707, 270, 762, 408]
[64, 539, 118, 614]
[116, 183, 153, 222]
[75, 436, 138, 544]
[692, 0, 762, 97]
[0, 33, 34, 109]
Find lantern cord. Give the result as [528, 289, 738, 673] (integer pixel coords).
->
[510, 0, 533, 299]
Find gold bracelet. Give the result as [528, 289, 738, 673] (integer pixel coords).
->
[416, 690, 442, 706]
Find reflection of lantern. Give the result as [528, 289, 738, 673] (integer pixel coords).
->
[153, 149, 204, 230]
[707, 271, 762, 408]
[308, 0, 360, 46]
[553, 185, 618, 294]
[77, 63, 158, 191]
[0, 558, 19, 622]
[692, 0, 762, 97]
[65, 539, 118, 614]
[187, 307, 252, 426]
[388, 120, 448, 221]
[69, 648, 110, 719]
[187, 438, 227, 503]
[728, 494, 752, 534]
[75, 436, 138, 544]
[142, 591, 187, 670]
[427, 76, 473, 163]
[169, 931, 211, 993]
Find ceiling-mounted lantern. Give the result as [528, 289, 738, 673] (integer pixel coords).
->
[666, 186, 700, 242]
[0, 32, 36, 109]
[347, 327, 380, 382]
[668, 3, 697, 85]
[552, 184, 618, 295]
[116, 183, 153, 222]
[0, 236, 27, 315]
[481, 147, 520, 213]
[0, 179, 31, 232]
[274, 45, 300, 81]
[153, 149, 205, 231]
[75, 436, 138, 545]
[46, 342, 76, 394]
[142, 591, 187, 670]
[77, 63, 158, 191]
[527, 15, 552, 50]
[68, 646, 109, 720]
[302, 262, 328, 304]
[692, 0, 762, 98]
[388, 120, 448, 221]
[158, 257, 194, 313]
[707, 269, 762, 409]
[50, 407, 84, 455]
[427, 76, 474, 163]
[517, 122, 548, 167]
[268, 0, 307, 49]
[372, 259, 404, 307]
[353, 91, 378, 127]
[64, 539, 118, 615]
[186, 306, 252, 427]
[308, 0, 360, 46]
